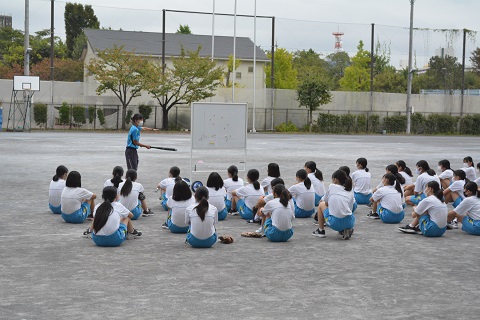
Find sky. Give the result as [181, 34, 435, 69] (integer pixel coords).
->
[4, 0, 480, 67]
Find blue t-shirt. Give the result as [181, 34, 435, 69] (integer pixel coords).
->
[126, 125, 141, 149]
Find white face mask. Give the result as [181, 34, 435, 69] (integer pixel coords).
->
[138, 121, 144, 127]
[437, 166, 442, 171]
[416, 168, 421, 175]
[463, 163, 469, 168]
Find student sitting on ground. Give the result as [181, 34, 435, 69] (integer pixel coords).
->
[60, 171, 96, 224]
[232, 169, 264, 220]
[185, 186, 218, 248]
[49, 165, 68, 214]
[118, 169, 154, 220]
[396, 160, 413, 186]
[368, 173, 405, 224]
[405, 160, 440, 206]
[206, 172, 228, 221]
[443, 170, 467, 208]
[304, 161, 325, 206]
[462, 156, 477, 182]
[252, 178, 286, 233]
[223, 165, 244, 214]
[164, 180, 195, 233]
[157, 166, 181, 211]
[104, 166, 124, 188]
[448, 181, 480, 236]
[399, 181, 447, 237]
[260, 162, 281, 195]
[437, 159, 454, 190]
[288, 169, 316, 218]
[351, 157, 372, 205]
[260, 184, 295, 242]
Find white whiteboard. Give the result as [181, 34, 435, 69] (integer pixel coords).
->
[191, 102, 247, 150]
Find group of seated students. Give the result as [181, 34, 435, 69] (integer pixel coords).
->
[48, 156, 480, 248]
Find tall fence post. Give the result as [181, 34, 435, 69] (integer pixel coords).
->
[93, 105, 96, 130]
[285, 109, 288, 124]
[264, 108, 267, 131]
[117, 105, 120, 130]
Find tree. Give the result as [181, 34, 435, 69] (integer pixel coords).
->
[176, 25, 192, 34]
[470, 47, 480, 75]
[33, 103, 48, 129]
[339, 41, 370, 91]
[373, 67, 407, 93]
[265, 47, 298, 89]
[292, 49, 328, 83]
[86, 45, 150, 130]
[297, 78, 332, 131]
[144, 46, 224, 130]
[223, 54, 242, 87]
[31, 58, 83, 82]
[325, 51, 351, 90]
[64, 3, 100, 58]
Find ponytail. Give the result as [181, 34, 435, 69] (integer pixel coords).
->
[53, 165, 68, 182]
[170, 166, 181, 178]
[332, 169, 353, 192]
[120, 169, 137, 197]
[304, 161, 324, 181]
[93, 186, 117, 233]
[426, 181, 443, 202]
[273, 184, 291, 207]
[395, 173, 406, 185]
[247, 169, 260, 190]
[110, 166, 124, 188]
[387, 164, 405, 185]
[194, 186, 209, 221]
[356, 157, 369, 172]
[453, 169, 467, 181]
[397, 160, 413, 177]
[228, 165, 239, 182]
[464, 181, 478, 198]
[296, 169, 311, 189]
[384, 173, 403, 195]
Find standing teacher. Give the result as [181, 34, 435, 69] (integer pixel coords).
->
[126, 113, 158, 170]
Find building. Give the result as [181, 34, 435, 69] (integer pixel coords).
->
[0, 15, 12, 28]
[83, 29, 269, 105]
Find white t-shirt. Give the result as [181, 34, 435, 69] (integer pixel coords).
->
[414, 195, 447, 228]
[454, 196, 480, 220]
[448, 180, 466, 200]
[185, 203, 218, 239]
[414, 173, 440, 194]
[61, 187, 94, 214]
[207, 187, 226, 212]
[261, 176, 276, 195]
[372, 185, 403, 213]
[438, 169, 454, 181]
[49, 179, 66, 207]
[399, 171, 413, 185]
[104, 178, 124, 188]
[288, 182, 315, 211]
[234, 184, 264, 210]
[117, 181, 144, 211]
[351, 169, 372, 194]
[223, 178, 244, 200]
[474, 177, 480, 186]
[308, 172, 325, 196]
[167, 197, 195, 227]
[93, 202, 130, 236]
[159, 177, 177, 198]
[262, 198, 294, 231]
[462, 166, 477, 182]
[323, 183, 355, 218]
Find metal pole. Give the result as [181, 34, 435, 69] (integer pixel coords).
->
[50, 0, 54, 81]
[270, 17, 275, 130]
[370, 23, 374, 114]
[211, 0, 215, 62]
[252, 0, 257, 132]
[461, 28, 466, 118]
[24, 0, 30, 76]
[162, 10, 166, 75]
[405, 0, 415, 134]
[232, 0, 237, 102]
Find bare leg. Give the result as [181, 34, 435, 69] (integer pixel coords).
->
[441, 179, 451, 190]
[372, 200, 379, 213]
[87, 198, 95, 214]
[318, 202, 327, 229]
[141, 199, 148, 211]
[444, 191, 453, 203]
[404, 184, 414, 197]
[231, 196, 240, 211]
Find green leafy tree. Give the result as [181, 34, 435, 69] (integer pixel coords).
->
[144, 46, 224, 130]
[373, 67, 407, 93]
[325, 51, 351, 90]
[223, 54, 242, 87]
[97, 108, 106, 127]
[470, 47, 480, 76]
[339, 41, 370, 91]
[64, 3, 100, 57]
[265, 47, 298, 89]
[59, 102, 71, 128]
[297, 78, 332, 131]
[33, 103, 48, 129]
[292, 49, 328, 83]
[138, 104, 153, 123]
[176, 24, 192, 34]
[86, 45, 150, 130]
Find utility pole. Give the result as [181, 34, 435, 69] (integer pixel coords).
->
[405, 0, 415, 134]
[50, 0, 54, 81]
[24, 0, 30, 76]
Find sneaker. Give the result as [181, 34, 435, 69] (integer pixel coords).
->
[142, 208, 155, 217]
[255, 227, 263, 234]
[246, 219, 261, 224]
[367, 211, 380, 220]
[161, 222, 169, 229]
[312, 228, 326, 238]
[229, 211, 239, 216]
[82, 227, 92, 238]
[398, 224, 419, 234]
[127, 229, 142, 239]
[342, 228, 353, 240]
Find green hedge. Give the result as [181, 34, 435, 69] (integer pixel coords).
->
[315, 113, 379, 133]
[33, 103, 48, 128]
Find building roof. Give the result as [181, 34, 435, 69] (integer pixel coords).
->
[84, 29, 268, 61]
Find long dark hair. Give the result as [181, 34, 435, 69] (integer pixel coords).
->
[267, 163, 281, 178]
[110, 166, 124, 188]
[383, 173, 403, 195]
[120, 169, 137, 197]
[273, 184, 291, 207]
[438, 159, 451, 170]
[386, 164, 405, 185]
[426, 181, 443, 202]
[270, 177, 285, 189]
[356, 157, 369, 172]
[416, 160, 435, 176]
[396, 160, 413, 177]
[464, 156, 474, 166]
[92, 186, 117, 233]
[207, 172, 224, 190]
[53, 165, 68, 182]
[172, 180, 192, 201]
[339, 166, 351, 176]
[228, 165, 239, 182]
[453, 169, 467, 182]
[305, 161, 323, 181]
[170, 166, 181, 178]
[464, 181, 479, 198]
[332, 169, 353, 192]
[65, 171, 81, 188]
[296, 169, 311, 190]
[247, 169, 260, 190]
[194, 186, 209, 221]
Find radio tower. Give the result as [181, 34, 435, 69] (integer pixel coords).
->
[332, 30, 344, 52]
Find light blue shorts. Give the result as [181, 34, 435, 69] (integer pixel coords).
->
[461, 217, 480, 235]
[378, 205, 405, 224]
[352, 202, 358, 213]
[314, 194, 323, 207]
[161, 193, 168, 211]
[225, 198, 232, 212]
[218, 208, 228, 221]
[131, 200, 142, 220]
[354, 192, 372, 205]
[186, 232, 217, 248]
[293, 199, 315, 218]
[92, 223, 127, 247]
[264, 218, 293, 242]
[49, 203, 62, 214]
[61, 202, 90, 224]
[324, 208, 355, 232]
[167, 214, 189, 233]
[237, 199, 254, 220]
[453, 197, 463, 208]
[419, 215, 446, 237]
[409, 193, 427, 206]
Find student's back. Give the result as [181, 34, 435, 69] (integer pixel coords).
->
[118, 180, 144, 210]
[167, 196, 195, 227]
[264, 198, 294, 231]
[186, 203, 217, 239]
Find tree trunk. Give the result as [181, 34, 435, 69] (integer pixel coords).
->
[162, 106, 169, 130]
[121, 104, 127, 130]
[309, 109, 313, 132]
